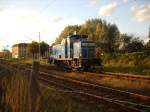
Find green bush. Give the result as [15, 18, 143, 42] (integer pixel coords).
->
[102, 52, 150, 75]
[103, 52, 150, 67]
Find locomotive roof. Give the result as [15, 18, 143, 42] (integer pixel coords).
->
[68, 34, 88, 39]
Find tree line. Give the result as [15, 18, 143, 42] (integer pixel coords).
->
[55, 18, 150, 54]
[26, 18, 150, 58]
[28, 41, 49, 58]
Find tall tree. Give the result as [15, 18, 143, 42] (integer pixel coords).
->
[55, 18, 120, 53]
[105, 24, 120, 52]
[119, 34, 132, 52]
[28, 41, 49, 58]
[55, 25, 81, 44]
[126, 38, 144, 52]
[28, 41, 39, 57]
[79, 19, 120, 52]
[40, 41, 49, 57]
[148, 27, 150, 39]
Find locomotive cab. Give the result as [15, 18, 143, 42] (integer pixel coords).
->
[73, 40, 96, 69]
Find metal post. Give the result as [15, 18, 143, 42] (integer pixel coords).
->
[31, 61, 39, 78]
[30, 61, 40, 112]
[39, 32, 41, 62]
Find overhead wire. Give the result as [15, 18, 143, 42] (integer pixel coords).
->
[38, 0, 56, 14]
[23, 0, 57, 42]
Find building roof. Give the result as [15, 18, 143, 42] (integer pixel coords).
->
[12, 43, 30, 47]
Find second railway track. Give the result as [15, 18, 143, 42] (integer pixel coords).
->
[38, 71, 150, 112]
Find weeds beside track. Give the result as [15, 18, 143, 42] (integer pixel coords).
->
[38, 71, 150, 112]
[0, 59, 150, 112]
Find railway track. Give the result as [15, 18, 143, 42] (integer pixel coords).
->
[1, 59, 150, 82]
[0, 60, 150, 111]
[38, 71, 150, 112]
[82, 71, 150, 82]
[40, 78, 141, 112]
[38, 63, 150, 82]
[40, 70, 150, 101]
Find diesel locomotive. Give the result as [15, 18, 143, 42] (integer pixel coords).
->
[50, 34, 102, 70]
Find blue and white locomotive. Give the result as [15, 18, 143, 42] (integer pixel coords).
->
[51, 34, 101, 70]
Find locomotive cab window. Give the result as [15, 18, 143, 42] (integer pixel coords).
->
[82, 49, 88, 58]
[59, 55, 61, 59]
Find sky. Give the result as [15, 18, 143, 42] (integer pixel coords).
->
[0, 0, 150, 51]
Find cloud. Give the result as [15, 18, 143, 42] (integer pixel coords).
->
[0, 4, 14, 12]
[0, 7, 85, 47]
[87, 0, 98, 7]
[68, 18, 84, 26]
[131, 4, 150, 22]
[123, 0, 129, 3]
[0, 6, 8, 12]
[113, 0, 129, 3]
[99, 2, 118, 16]
[0, 9, 42, 40]
[0, 6, 6, 11]
[50, 16, 63, 23]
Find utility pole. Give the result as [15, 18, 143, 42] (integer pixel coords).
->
[39, 32, 41, 61]
[148, 27, 150, 39]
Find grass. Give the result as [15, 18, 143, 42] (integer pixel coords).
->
[103, 66, 150, 76]
[96, 77, 150, 94]
[40, 85, 103, 112]
[54, 70, 150, 96]
[0, 66, 31, 112]
[0, 62, 43, 112]
[0, 58, 49, 65]
[0, 63, 104, 112]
